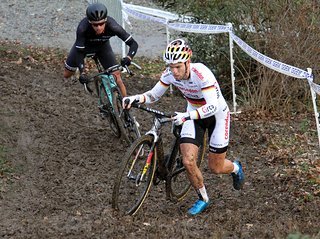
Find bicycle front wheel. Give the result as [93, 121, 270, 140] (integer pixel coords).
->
[165, 136, 207, 202]
[112, 135, 156, 215]
[111, 88, 140, 144]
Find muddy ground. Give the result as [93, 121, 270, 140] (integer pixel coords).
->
[0, 42, 319, 239]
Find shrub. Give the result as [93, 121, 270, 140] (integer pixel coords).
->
[154, 0, 320, 115]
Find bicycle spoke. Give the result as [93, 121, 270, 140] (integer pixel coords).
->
[112, 135, 156, 215]
[167, 153, 191, 201]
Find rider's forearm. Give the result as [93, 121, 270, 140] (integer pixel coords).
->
[126, 37, 138, 58]
[141, 81, 168, 104]
[189, 103, 218, 120]
[189, 87, 219, 120]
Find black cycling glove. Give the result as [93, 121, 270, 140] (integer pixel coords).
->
[78, 74, 89, 84]
[121, 56, 131, 67]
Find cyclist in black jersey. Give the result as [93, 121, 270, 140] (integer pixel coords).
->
[123, 39, 245, 215]
[63, 3, 138, 97]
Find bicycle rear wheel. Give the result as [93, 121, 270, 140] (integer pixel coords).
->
[100, 84, 121, 138]
[112, 135, 156, 215]
[165, 136, 207, 202]
[111, 89, 140, 144]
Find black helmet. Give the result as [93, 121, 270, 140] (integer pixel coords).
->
[86, 3, 108, 22]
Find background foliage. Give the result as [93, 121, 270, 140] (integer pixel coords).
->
[154, 0, 320, 115]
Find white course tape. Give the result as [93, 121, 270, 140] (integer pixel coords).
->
[231, 33, 309, 79]
[124, 3, 320, 95]
[122, 4, 231, 34]
[123, 4, 320, 95]
[123, 2, 320, 147]
[309, 81, 320, 95]
[231, 32, 320, 95]
[123, 3, 181, 21]
[167, 23, 231, 34]
[122, 5, 167, 24]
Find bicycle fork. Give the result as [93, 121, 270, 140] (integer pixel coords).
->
[127, 143, 156, 186]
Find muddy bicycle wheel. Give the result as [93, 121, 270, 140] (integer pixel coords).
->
[100, 84, 121, 138]
[112, 90, 140, 144]
[165, 136, 207, 202]
[112, 135, 156, 215]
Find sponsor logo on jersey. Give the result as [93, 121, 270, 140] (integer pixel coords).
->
[191, 67, 204, 80]
[201, 104, 216, 114]
[215, 86, 221, 99]
[178, 86, 198, 93]
[181, 132, 193, 137]
[222, 105, 228, 112]
[224, 112, 230, 140]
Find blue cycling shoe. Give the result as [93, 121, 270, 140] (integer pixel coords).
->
[231, 160, 245, 190]
[188, 199, 209, 215]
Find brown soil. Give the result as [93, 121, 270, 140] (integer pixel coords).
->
[0, 42, 319, 239]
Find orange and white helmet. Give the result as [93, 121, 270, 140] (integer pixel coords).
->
[163, 39, 192, 64]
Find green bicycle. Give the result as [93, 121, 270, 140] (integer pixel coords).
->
[83, 55, 140, 144]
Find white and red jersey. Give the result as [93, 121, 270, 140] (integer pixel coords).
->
[142, 63, 230, 150]
[143, 63, 229, 120]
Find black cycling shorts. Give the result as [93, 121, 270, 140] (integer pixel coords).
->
[65, 41, 117, 72]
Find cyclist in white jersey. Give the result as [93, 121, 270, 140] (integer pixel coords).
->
[123, 39, 244, 215]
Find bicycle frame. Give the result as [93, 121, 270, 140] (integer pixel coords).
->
[112, 103, 205, 215]
[127, 108, 172, 186]
[83, 56, 140, 144]
[98, 74, 118, 110]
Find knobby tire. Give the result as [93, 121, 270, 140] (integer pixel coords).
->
[111, 89, 131, 143]
[112, 135, 156, 215]
[111, 89, 140, 145]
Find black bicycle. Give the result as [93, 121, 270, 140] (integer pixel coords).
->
[83, 54, 140, 144]
[112, 103, 206, 215]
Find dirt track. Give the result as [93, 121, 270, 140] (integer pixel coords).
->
[0, 42, 319, 238]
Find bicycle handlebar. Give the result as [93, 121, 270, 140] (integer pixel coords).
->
[125, 99, 182, 137]
[83, 64, 134, 94]
[95, 65, 126, 78]
[129, 100, 173, 119]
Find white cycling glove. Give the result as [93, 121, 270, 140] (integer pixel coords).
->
[122, 95, 144, 109]
[173, 112, 191, 126]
